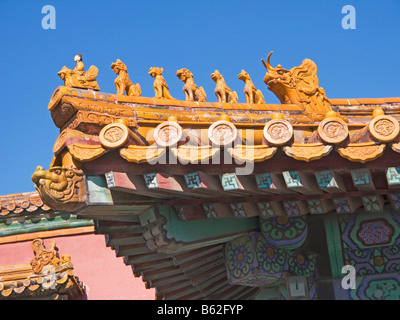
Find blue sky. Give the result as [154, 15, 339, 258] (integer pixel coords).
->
[0, 0, 399, 195]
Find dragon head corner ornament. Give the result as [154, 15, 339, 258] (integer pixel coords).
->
[262, 51, 334, 121]
[31, 165, 86, 212]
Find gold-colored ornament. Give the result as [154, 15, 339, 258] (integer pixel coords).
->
[153, 121, 183, 147]
[149, 67, 174, 99]
[57, 54, 100, 90]
[176, 68, 207, 102]
[263, 119, 293, 146]
[111, 59, 141, 96]
[318, 117, 349, 144]
[262, 51, 332, 118]
[208, 120, 238, 146]
[99, 122, 130, 149]
[210, 70, 238, 103]
[238, 70, 265, 104]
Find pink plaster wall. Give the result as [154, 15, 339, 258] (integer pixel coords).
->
[0, 233, 155, 300]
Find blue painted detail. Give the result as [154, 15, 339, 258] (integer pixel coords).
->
[255, 173, 272, 190]
[315, 170, 334, 188]
[256, 202, 275, 217]
[389, 194, 400, 210]
[386, 167, 400, 185]
[283, 171, 303, 188]
[184, 172, 202, 189]
[143, 173, 158, 189]
[351, 169, 371, 186]
[283, 201, 300, 216]
[333, 198, 351, 214]
[230, 203, 246, 217]
[220, 173, 239, 190]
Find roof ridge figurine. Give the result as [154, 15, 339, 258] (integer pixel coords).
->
[210, 70, 238, 103]
[57, 54, 100, 91]
[149, 67, 174, 99]
[111, 59, 141, 96]
[238, 69, 265, 104]
[262, 51, 332, 121]
[176, 68, 207, 102]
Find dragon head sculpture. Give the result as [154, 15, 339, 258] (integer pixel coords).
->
[262, 51, 333, 121]
[31, 165, 86, 212]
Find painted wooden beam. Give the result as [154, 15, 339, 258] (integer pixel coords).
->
[143, 172, 208, 198]
[361, 195, 385, 213]
[388, 193, 400, 211]
[219, 173, 263, 196]
[229, 202, 260, 218]
[307, 199, 335, 214]
[256, 201, 286, 217]
[314, 170, 346, 193]
[386, 167, 400, 189]
[282, 200, 309, 216]
[350, 168, 375, 191]
[201, 202, 232, 219]
[332, 197, 362, 214]
[105, 171, 173, 199]
[282, 171, 322, 195]
[174, 204, 207, 220]
[183, 171, 225, 196]
[86, 175, 114, 205]
[255, 173, 292, 194]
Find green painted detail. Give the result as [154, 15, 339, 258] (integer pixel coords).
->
[324, 214, 344, 279]
[254, 286, 282, 300]
[157, 205, 259, 243]
[0, 213, 93, 237]
[87, 175, 114, 205]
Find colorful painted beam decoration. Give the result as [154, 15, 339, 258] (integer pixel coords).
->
[28, 52, 400, 300]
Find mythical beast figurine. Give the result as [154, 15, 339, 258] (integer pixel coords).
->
[148, 67, 174, 99]
[176, 68, 207, 102]
[31, 165, 86, 212]
[210, 70, 238, 103]
[238, 69, 265, 104]
[57, 54, 100, 91]
[262, 51, 333, 121]
[111, 59, 141, 96]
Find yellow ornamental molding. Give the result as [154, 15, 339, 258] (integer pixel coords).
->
[263, 118, 293, 146]
[208, 120, 238, 146]
[283, 143, 332, 162]
[67, 143, 107, 162]
[338, 142, 386, 163]
[53, 128, 100, 155]
[368, 115, 400, 142]
[391, 142, 400, 153]
[120, 145, 166, 163]
[153, 121, 183, 147]
[171, 145, 220, 164]
[99, 122, 130, 149]
[228, 145, 277, 162]
[318, 117, 349, 144]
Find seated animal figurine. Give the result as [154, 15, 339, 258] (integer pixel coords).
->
[148, 67, 174, 99]
[111, 59, 141, 96]
[210, 70, 238, 103]
[238, 69, 265, 104]
[57, 54, 100, 91]
[176, 68, 207, 102]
